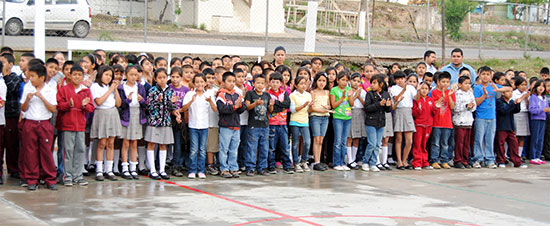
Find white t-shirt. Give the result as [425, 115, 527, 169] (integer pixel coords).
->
[235, 87, 248, 125]
[20, 83, 57, 121]
[0, 77, 7, 125]
[46, 79, 57, 89]
[351, 88, 367, 109]
[512, 89, 528, 112]
[390, 84, 417, 108]
[91, 83, 116, 109]
[182, 90, 211, 129]
[206, 87, 219, 128]
[123, 82, 139, 107]
[427, 64, 437, 74]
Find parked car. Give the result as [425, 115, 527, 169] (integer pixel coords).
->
[0, 0, 91, 38]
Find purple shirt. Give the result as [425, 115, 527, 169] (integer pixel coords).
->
[169, 84, 189, 109]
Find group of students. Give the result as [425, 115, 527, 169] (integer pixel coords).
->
[0, 46, 548, 191]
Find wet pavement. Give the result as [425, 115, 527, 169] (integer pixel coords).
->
[1, 164, 549, 226]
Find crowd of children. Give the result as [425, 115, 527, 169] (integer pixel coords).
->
[0, 46, 548, 191]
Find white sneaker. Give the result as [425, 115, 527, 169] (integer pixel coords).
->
[302, 162, 311, 172]
[423, 166, 434, 170]
[188, 173, 196, 179]
[520, 164, 528, 169]
[362, 164, 370, 171]
[334, 166, 345, 171]
[342, 165, 351, 171]
[370, 166, 380, 172]
[414, 167, 422, 170]
[198, 173, 206, 179]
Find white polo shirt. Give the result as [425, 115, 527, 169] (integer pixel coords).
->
[91, 82, 116, 109]
[20, 82, 57, 121]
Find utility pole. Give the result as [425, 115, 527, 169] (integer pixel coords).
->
[441, 0, 446, 66]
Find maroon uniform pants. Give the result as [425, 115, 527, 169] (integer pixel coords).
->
[412, 126, 432, 168]
[2, 117, 20, 175]
[20, 119, 56, 186]
[496, 130, 523, 167]
[454, 127, 472, 166]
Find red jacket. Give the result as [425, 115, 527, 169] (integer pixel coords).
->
[56, 84, 95, 132]
[412, 96, 436, 127]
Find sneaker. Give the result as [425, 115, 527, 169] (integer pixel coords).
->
[150, 172, 161, 180]
[258, 170, 269, 176]
[220, 171, 232, 178]
[519, 164, 528, 169]
[488, 163, 497, 169]
[268, 168, 277, 174]
[275, 162, 283, 169]
[441, 163, 451, 169]
[465, 164, 472, 169]
[246, 170, 255, 177]
[239, 166, 246, 172]
[361, 164, 370, 171]
[95, 173, 105, 181]
[64, 180, 73, 187]
[283, 168, 295, 174]
[206, 165, 219, 176]
[159, 172, 170, 180]
[130, 171, 139, 180]
[188, 173, 196, 179]
[498, 164, 506, 168]
[172, 168, 184, 177]
[76, 179, 88, 186]
[302, 162, 311, 172]
[230, 171, 240, 178]
[47, 184, 58, 190]
[198, 173, 206, 179]
[454, 162, 466, 169]
[313, 163, 325, 171]
[540, 160, 547, 164]
[121, 171, 133, 180]
[342, 165, 351, 171]
[20, 180, 28, 187]
[414, 167, 422, 170]
[370, 166, 380, 172]
[27, 184, 37, 191]
[432, 163, 441, 169]
[473, 162, 482, 169]
[423, 166, 434, 170]
[295, 164, 304, 173]
[334, 165, 345, 171]
[530, 159, 541, 165]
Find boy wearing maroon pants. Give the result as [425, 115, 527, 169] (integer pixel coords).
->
[495, 85, 528, 168]
[20, 64, 58, 191]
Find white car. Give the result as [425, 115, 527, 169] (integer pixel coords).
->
[0, 0, 91, 38]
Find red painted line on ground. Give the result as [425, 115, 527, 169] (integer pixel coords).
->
[157, 179, 322, 226]
[234, 215, 482, 226]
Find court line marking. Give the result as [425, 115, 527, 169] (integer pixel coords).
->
[157, 179, 323, 226]
[233, 215, 481, 226]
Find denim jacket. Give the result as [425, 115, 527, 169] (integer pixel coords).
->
[146, 85, 177, 127]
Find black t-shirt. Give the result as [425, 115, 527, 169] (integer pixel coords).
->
[245, 90, 271, 128]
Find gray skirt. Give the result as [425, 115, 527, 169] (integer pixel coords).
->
[121, 107, 143, 140]
[349, 108, 366, 138]
[384, 112, 393, 137]
[91, 108, 122, 139]
[514, 112, 530, 136]
[393, 107, 416, 132]
[144, 126, 174, 145]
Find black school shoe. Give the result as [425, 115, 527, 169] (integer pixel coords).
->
[313, 163, 326, 171]
[121, 171, 133, 180]
[455, 162, 466, 169]
[267, 168, 277, 174]
[160, 172, 170, 180]
[105, 172, 118, 181]
[150, 172, 161, 180]
[27, 184, 37, 191]
[283, 168, 295, 174]
[48, 184, 58, 190]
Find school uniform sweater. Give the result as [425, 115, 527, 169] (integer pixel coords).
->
[118, 83, 147, 127]
[453, 89, 476, 127]
[496, 97, 520, 131]
[529, 94, 548, 121]
[56, 84, 95, 131]
[3, 72, 22, 118]
[412, 96, 436, 127]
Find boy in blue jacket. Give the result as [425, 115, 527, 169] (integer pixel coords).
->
[495, 85, 528, 168]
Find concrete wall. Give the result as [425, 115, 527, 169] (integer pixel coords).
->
[470, 23, 550, 36]
[89, 0, 146, 18]
[249, 0, 285, 33]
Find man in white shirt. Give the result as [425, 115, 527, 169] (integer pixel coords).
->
[424, 50, 437, 74]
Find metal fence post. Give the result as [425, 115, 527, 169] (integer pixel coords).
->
[524, 5, 531, 57]
[144, 0, 148, 43]
[2, 0, 6, 47]
[366, 0, 371, 55]
[129, 0, 133, 25]
[479, 3, 484, 59]
[426, 0, 429, 51]
[265, 0, 269, 55]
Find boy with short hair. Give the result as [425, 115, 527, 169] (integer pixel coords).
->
[181, 64, 194, 89]
[453, 76, 476, 169]
[45, 58, 59, 88]
[56, 66, 95, 186]
[20, 64, 58, 190]
[244, 74, 273, 176]
[495, 85, 528, 168]
[430, 71, 455, 169]
[204, 68, 220, 175]
[217, 72, 247, 178]
[473, 66, 513, 169]
[540, 67, 549, 80]
[214, 66, 226, 88]
[267, 72, 292, 174]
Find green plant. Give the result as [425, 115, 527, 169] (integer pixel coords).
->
[199, 23, 206, 31]
[174, 7, 182, 15]
[444, 0, 475, 40]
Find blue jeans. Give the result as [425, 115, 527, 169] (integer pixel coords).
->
[430, 127, 452, 164]
[172, 127, 184, 167]
[189, 128, 208, 173]
[333, 118, 351, 166]
[245, 127, 269, 171]
[473, 118, 496, 165]
[238, 125, 248, 168]
[362, 126, 384, 166]
[218, 127, 240, 172]
[290, 126, 311, 164]
[310, 116, 329, 137]
[530, 120, 545, 159]
[269, 125, 291, 169]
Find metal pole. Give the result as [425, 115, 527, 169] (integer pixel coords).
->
[366, 0, 371, 55]
[479, 4, 484, 59]
[2, 0, 6, 47]
[441, 0, 446, 66]
[524, 4, 530, 57]
[129, 0, 133, 25]
[34, 0, 45, 60]
[144, 0, 148, 43]
[264, 0, 269, 53]
[426, 0, 429, 50]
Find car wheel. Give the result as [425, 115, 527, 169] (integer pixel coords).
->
[5, 18, 23, 36]
[72, 21, 89, 38]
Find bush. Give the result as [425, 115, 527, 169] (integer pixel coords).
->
[444, 0, 475, 40]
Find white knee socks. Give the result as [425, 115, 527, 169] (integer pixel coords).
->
[138, 146, 147, 170]
[381, 146, 389, 164]
[351, 147, 357, 163]
[96, 161, 103, 174]
[159, 150, 167, 173]
[105, 160, 114, 173]
[346, 146, 352, 164]
[122, 162, 129, 172]
[147, 150, 156, 173]
[129, 161, 138, 172]
[113, 149, 120, 173]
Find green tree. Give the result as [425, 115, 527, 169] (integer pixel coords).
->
[443, 0, 475, 40]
